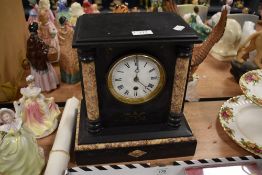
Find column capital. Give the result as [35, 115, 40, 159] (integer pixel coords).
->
[178, 45, 193, 58]
[78, 49, 96, 63]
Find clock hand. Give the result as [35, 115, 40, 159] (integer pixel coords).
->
[135, 56, 139, 73]
[134, 76, 151, 91]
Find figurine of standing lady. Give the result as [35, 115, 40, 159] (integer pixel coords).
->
[28, 1, 39, 24]
[28, 0, 56, 24]
[69, 2, 84, 27]
[38, 9, 60, 63]
[0, 108, 45, 175]
[58, 16, 80, 84]
[13, 75, 60, 138]
[38, 0, 55, 23]
[27, 22, 59, 92]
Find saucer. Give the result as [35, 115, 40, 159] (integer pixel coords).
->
[239, 69, 262, 106]
[219, 95, 262, 156]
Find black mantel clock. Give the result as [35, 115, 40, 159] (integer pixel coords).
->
[73, 12, 200, 165]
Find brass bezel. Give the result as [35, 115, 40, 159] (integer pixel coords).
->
[107, 54, 166, 104]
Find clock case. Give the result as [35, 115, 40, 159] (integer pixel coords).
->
[73, 12, 200, 165]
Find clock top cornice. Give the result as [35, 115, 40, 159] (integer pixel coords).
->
[72, 12, 200, 48]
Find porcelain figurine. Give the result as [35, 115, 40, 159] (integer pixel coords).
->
[131, 6, 140, 12]
[211, 19, 242, 61]
[150, 0, 163, 12]
[191, 0, 198, 5]
[69, 2, 84, 27]
[28, 1, 39, 24]
[234, 0, 244, 9]
[0, 108, 45, 175]
[162, 2, 227, 81]
[0, 109, 22, 132]
[189, 8, 228, 81]
[38, 9, 60, 63]
[28, 0, 55, 24]
[58, 16, 80, 84]
[242, 7, 249, 14]
[83, 0, 93, 13]
[27, 22, 59, 92]
[239, 21, 256, 47]
[231, 30, 262, 81]
[222, 0, 233, 13]
[198, 0, 208, 6]
[235, 30, 262, 68]
[38, 0, 55, 23]
[113, 3, 129, 13]
[91, 3, 100, 13]
[110, 0, 122, 11]
[239, 21, 257, 61]
[207, 0, 233, 27]
[258, 12, 262, 25]
[162, 0, 178, 13]
[183, 6, 211, 40]
[13, 75, 60, 138]
[57, 0, 68, 12]
[94, 0, 103, 10]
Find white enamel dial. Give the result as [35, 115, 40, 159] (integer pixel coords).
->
[107, 54, 165, 104]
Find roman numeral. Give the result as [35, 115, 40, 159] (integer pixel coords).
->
[151, 76, 157, 80]
[125, 62, 130, 68]
[144, 62, 147, 67]
[124, 90, 129, 95]
[134, 90, 138, 96]
[134, 58, 138, 66]
[148, 83, 154, 88]
[143, 89, 147, 93]
[117, 85, 124, 90]
[115, 78, 122, 81]
[149, 68, 155, 73]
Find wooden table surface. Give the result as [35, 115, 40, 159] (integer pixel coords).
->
[194, 55, 243, 99]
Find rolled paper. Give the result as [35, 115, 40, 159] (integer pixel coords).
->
[44, 97, 80, 175]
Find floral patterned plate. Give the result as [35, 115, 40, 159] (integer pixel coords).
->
[219, 95, 262, 156]
[239, 69, 262, 106]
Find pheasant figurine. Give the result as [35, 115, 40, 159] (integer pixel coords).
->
[162, 0, 228, 81]
[190, 8, 228, 81]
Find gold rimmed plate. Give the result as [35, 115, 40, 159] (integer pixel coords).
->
[239, 69, 262, 106]
[219, 95, 262, 156]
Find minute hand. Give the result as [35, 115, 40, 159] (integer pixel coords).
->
[136, 79, 151, 91]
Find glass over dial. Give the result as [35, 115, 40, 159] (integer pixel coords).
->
[107, 54, 166, 104]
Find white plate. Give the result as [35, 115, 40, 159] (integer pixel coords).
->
[219, 95, 262, 156]
[239, 69, 262, 106]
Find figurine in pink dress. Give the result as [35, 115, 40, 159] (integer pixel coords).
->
[58, 16, 80, 84]
[27, 0, 55, 24]
[27, 22, 59, 92]
[38, 0, 55, 23]
[38, 9, 60, 63]
[13, 75, 60, 138]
